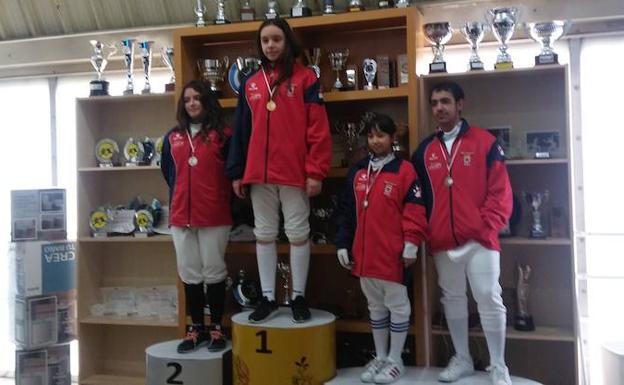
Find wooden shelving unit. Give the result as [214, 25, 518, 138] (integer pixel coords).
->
[418, 65, 577, 384]
[76, 92, 178, 385]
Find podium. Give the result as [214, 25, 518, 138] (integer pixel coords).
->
[146, 340, 232, 385]
[232, 308, 336, 385]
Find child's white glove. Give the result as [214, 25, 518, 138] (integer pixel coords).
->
[337, 248, 352, 270]
[402, 241, 419, 260]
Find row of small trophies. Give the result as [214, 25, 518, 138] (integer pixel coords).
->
[424, 7, 570, 73]
[94, 137, 163, 168]
[193, 0, 411, 25]
[89, 198, 164, 238]
[89, 39, 176, 97]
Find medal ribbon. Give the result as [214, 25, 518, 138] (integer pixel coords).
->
[261, 66, 277, 104]
[363, 161, 384, 207]
[186, 129, 196, 159]
[438, 138, 463, 183]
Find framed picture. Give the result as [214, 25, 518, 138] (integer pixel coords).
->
[487, 126, 511, 157]
[526, 131, 561, 158]
[40, 190, 65, 212]
[40, 213, 66, 231]
[13, 218, 37, 241]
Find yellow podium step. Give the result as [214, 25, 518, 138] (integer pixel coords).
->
[232, 308, 336, 385]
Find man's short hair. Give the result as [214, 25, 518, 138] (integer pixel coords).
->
[429, 81, 465, 103]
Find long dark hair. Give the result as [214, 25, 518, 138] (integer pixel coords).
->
[175, 80, 225, 141]
[256, 18, 302, 87]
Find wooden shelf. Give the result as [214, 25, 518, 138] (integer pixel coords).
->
[80, 374, 144, 385]
[499, 237, 572, 246]
[80, 316, 177, 328]
[419, 64, 567, 80]
[77, 92, 174, 104]
[79, 235, 173, 243]
[506, 158, 568, 166]
[432, 325, 574, 342]
[78, 165, 161, 173]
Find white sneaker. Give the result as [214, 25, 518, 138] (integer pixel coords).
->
[438, 355, 474, 382]
[488, 365, 512, 385]
[360, 357, 386, 383]
[373, 357, 405, 384]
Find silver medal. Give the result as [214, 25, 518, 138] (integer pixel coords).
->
[445, 176, 453, 187]
[188, 156, 198, 166]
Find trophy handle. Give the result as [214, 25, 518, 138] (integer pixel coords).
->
[223, 56, 230, 69]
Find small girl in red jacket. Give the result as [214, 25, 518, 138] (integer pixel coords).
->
[161, 80, 232, 353]
[226, 18, 332, 324]
[335, 113, 428, 383]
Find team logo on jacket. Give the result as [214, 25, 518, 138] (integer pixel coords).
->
[249, 93, 262, 101]
[171, 132, 185, 147]
[462, 152, 473, 166]
[248, 82, 258, 91]
[286, 83, 297, 97]
[412, 184, 422, 198]
[383, 181, 396, 196]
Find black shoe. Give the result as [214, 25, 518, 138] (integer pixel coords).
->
[207, 324, 227, 352]
[248, 296, 279, 323]
[177, 324, 208, 353]
[291, 295, 311, 323]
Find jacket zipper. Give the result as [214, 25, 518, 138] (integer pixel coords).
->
[264, 111, 270, 183]
[443, 140, 460, 246]
[187, 141, 192, 227]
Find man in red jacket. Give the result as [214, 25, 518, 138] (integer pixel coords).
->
[411, 81, 513, 385]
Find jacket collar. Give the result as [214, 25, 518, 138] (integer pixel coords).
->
[354, 154, 401, 173]
[436, 118, 470, 141]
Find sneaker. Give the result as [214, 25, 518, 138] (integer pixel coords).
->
[373, 356, 405, 384]
[360, 357, 387, 383]
[291, 295, 311, 323]
[438, 355, 474, 382]
[487, 365, 512, 385]
[207, 324, 226, 352]
[177, 324, 208, 353]
[248, 296, 279, 323]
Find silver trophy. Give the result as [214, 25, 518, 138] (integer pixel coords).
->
[524, 190, 549, 239]
[348, 0, 364, 12]
[265, 0, 279, 19]
[139, 41, 154, 94]
[89, 40, 116, 97]
[305, 48, 322, 79]
[328, 49, 349, 90]
[195, 0, 207, 26]
[134, 209, 154, 238]
[123, 137, 145, 167]
[198, 57, 229, 96]
[395, 0, 409, 8]
[215, 0, 231, 24]
[336, 120, 364, 166]
[120, 39, 136, 95]
[161, 47, 175, 92]
[291, 0, 312, 17]
[514, 265, 535, 331]
[460, 22, 487, 71]
[312, 207, 334, 245]
[362, 58, 377, 90]
[95, 138, 120, 167]
[277, 262, 291, 305]
[487, 7, 519, 70]
[322, 0, 335, 14]
[525, 20, 570, 65]
[423, 22, 452, 73]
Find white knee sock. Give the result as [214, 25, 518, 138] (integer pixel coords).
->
[256, 242, 277, 301]
[447, 317, 471, 362]
[389, 320, 409, 362]
[371, 315, 390, 360]
[290, 241, 310, 299]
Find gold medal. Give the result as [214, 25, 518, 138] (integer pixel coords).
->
[363, 200, 369, 209]
[266, 100, 276, 111]
[188, 156, 198, 166]
[445, 176, 454, 187]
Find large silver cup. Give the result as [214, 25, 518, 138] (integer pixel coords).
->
[89, 40, 116, 97]
[265, 0, 279, 19]
[525, 20, 570, 65]
[487, 7, 519, 70]
[328, 49, 349, 90]
[120, 39, 136, 95]
[423, 22, 452, 73]
[515, 265, 535, 331]
[215, 0, 231, 24]
[291, 0, 312, 17]
[461, 22, 487, 71]
[362, 58, 377, 90]
[195, 0, 206, 26]
[161, 47, 175, 92]
[139, 41, 154, 94]
[524, 190, 549, 239]
[198, 57, 229, 96]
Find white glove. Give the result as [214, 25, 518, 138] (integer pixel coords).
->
[337, 248, 352, 270]
[402, 241, 419, 260]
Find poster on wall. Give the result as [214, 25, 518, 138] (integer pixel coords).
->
[11, 189, 67, 241]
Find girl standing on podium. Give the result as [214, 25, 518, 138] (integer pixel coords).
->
[335, 113, 428, 383]
[226, 18, 332, 324]
[161, 80, 232, 353]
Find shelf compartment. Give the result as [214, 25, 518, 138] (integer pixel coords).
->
[499, 237, 572, 246]
[80, 316, 177, 328]
[78, 166, 161, 173]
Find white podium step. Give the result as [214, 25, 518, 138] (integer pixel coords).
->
[146, 339, 231, 385]
[232, 308, 336, 385]
[325, 367, 543, 384]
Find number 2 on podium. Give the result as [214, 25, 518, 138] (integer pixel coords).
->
[255, 330, 272, 354]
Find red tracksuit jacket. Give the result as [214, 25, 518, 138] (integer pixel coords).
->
[226, 62, 332, 187]
[411, 119, 512, 254]
[335, 157, 428, 284]
[161, 126, 233, 227]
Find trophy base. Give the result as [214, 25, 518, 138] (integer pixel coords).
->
[123, 89, 134, 95]
[495, 61, 514, 70]
[322, 7, 335, 14]
[141, 89, 151, 95]
[534, 151, 551, 159]
[529, 229, 547, 239]
[536, 53, 558, 65]
[125, 162, 139, 167]
[348, 5, 364, 11]
[240, 9, 255, 21]
[89, 80, 110, 97]
[429, 62, 447, 73]
[134, 232, 152, 238]
[214, 19, 231, 24]
[363, 84, 375, 91]
[291, 6, 312, 17]
[92, 232, 108, 238]
[165, 83, 176, 92]
[514, 316, 535, 331]
[469, 61, 485, 71]
[265, 13, 278, 19]
[378, 0, 394, 8]
[98, 162, 114, 168]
